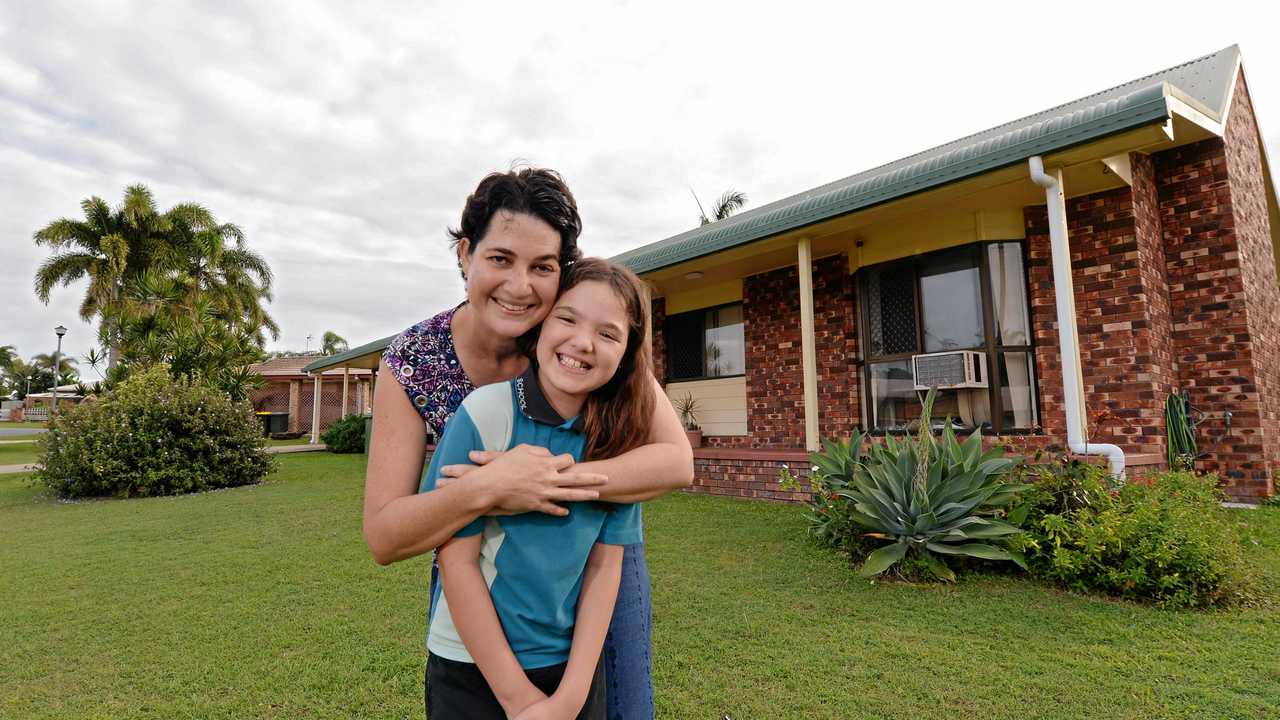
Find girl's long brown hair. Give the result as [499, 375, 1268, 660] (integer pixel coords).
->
[551, 258, 655, 461]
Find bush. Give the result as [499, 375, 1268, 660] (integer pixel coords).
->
[1012, 464, 1260, 608]
[320, 414, 366, 454]
[35, 365, 273, 498]
[800, 389, 1030, 582]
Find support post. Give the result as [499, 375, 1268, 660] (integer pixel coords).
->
[797, 237, 820, 452]
[310, 374, 322, 445]
[341, 367, 350, 419]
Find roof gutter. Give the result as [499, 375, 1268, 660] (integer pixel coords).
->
[1028, 155, 1126, 477]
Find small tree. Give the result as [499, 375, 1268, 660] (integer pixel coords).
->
[321, 331, 349, 356]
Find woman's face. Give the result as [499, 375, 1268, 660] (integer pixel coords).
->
[536, 280, 630, 400]
[458, 210, 563, 339]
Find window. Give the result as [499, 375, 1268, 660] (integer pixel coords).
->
[666, 303, 745, 381]
[858, 242, 1037, 433]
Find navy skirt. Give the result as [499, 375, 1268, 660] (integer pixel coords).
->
[427, 542, 654, 719]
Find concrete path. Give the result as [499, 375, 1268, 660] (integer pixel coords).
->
[0, 442, 329, 475]
[0, 428, 46, 437]
[0, 463, 37, 474]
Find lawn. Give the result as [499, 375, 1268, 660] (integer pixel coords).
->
[0, 441, 40, 466]
[0, 420, 48, 428]
[2, 453, 1278, 719]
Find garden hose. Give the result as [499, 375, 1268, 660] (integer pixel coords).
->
[1165, 393, 1198, 470]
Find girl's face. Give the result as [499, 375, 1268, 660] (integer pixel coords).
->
[535, 280, 630, 402]
[458, 210, 563, 339]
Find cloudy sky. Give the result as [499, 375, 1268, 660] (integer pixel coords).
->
[2, 1, 1277, 375]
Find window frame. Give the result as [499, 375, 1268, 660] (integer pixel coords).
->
[664, 301, 748, 383]
[855, 240, 1039, 435]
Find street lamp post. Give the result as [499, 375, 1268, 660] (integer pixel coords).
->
[52, 325, 67, 415]
[25, 376, 32, 397]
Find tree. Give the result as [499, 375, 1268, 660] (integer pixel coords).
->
[695, 189, 749, 226]
[0, 344, 16, 370]
[7, 357, 52, 396]
[32, 184, 278, 369]
[321, 331, 349, 356]
[32, 352, 79, 380]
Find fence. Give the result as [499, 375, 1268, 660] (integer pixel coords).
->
[24, 407, 50, 422]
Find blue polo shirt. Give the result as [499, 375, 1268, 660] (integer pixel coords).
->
[421, 367, 643, 669]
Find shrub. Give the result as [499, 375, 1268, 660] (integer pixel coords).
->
[321, 414, 366, 454]
[35, 365, 273, 498]
[805, 389, 1030, 582]
[1013, 464, 1259, 608]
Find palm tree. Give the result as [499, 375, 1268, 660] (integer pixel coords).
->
[0, 344, 16, 370]
[34, 186, 178, 369]
[32, 184, 278, 367]
[321, 331, 348, 356]
[695, 189, 749, 226]
[165, 211, 279, 344]
[32, 352, 79, 379]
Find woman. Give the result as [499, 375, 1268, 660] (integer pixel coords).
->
[363, 167, 693, 719]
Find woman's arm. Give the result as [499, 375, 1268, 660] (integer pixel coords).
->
[443, 376, 693, 505]
[438, 535, 548, 717]
[515, 543, 623, 720]
[363, 361, 606, 565]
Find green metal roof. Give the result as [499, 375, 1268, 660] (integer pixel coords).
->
[302, 333, 398, 374]
[613, 46, 1241, 275]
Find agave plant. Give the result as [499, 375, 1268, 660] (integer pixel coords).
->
[813, 388, 1030, 582]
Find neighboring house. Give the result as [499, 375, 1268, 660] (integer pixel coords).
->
[248, 356, 372, 436]
[21, 383, 87, 420]
[614, 45, 1279, 501]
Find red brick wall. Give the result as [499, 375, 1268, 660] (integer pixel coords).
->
[1025, 180, 1174, 458]
[1155, 136, 1252, 488]
[690, 455, 812, 502]
[706, 253, 858, 449]
[650, 296, 666, 385]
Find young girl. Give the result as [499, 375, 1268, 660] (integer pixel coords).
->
[421, 258, 657, 720]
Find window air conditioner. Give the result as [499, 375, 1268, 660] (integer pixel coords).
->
[912, 350, 988, 390]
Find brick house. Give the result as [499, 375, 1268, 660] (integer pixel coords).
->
[615, 46, 1279, 501]
[248, 355, 373, 436]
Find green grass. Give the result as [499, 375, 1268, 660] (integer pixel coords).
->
[2, 454, 1277, 719]
[0, 441, 40, 466]
[0, 420, 47, 429]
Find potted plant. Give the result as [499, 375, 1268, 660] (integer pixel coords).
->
[674, 393, 702, 448]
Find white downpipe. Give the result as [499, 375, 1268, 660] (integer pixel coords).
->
[1028, 156, 1126, 477]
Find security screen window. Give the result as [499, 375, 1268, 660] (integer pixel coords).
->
[665, 303, 745, 381]
[858, 241, 1037, 433]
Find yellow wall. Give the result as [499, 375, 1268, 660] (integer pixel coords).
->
[663, 280, 743, 315]
[665, 377, 747, 436]
[851, 209, 1025, 272]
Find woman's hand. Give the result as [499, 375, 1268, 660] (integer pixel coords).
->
[441, 444, 606, 517]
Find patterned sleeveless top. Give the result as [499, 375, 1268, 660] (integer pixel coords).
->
[382, 306, 476, 438]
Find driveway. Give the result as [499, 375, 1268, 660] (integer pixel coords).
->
[0, 428, 47, 437]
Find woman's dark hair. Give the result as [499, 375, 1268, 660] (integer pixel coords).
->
[448, 167, 583, 277]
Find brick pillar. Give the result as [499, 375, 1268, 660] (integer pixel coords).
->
[288, 380, 301, 433]
[1025, 172, 1176, 460]
[1153, 71, 1279, 498]
[742, 254, 857, 448]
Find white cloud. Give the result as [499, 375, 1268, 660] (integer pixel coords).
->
[2, 0, 1278, 369]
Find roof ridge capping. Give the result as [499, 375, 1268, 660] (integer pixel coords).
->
[614, 45, 1242, 275]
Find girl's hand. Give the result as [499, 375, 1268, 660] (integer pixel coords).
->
[510, 694, 576, 720]
[440, 444, 605, 516]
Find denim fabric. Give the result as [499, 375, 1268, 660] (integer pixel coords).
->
[603, 542, 654, 720]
